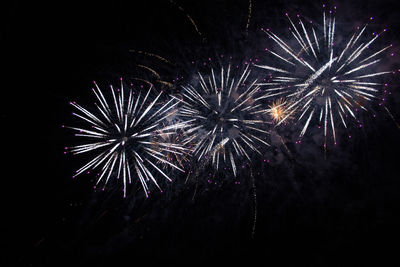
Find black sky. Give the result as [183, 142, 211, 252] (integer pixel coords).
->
[3, 0, 400, 266]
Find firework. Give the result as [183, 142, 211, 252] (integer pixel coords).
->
[65, 79, 189, 197]
[256, 7, 391, 146]
[177, 64, 270, 176]
[151, 120, 191, 170]
[267, 98, 292, 124]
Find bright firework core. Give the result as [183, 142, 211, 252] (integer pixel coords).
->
[269, 98, 290, 123]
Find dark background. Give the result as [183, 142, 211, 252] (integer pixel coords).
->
[3, 0, 400, 266]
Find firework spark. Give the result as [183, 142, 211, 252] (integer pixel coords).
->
[65, 79, 189, 197]
[168, 0, 204, 39]
[178, 64, 270, 176]
[267, 98, 292, 124]
[256, 8, 391, 146]
[152, 120, 191, 170]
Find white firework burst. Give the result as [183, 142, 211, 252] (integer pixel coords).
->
[177, 64, 270, 177]
[65, 79, 189, 197]
[256, 8, 392, 146]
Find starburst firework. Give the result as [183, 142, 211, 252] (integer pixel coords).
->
[256, 8, 391, 146]
[267, 98, 292, 124]
[178, 64, 270, 176]
[65, 79, 189, 197]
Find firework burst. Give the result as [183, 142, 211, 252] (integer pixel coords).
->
[65, 79, 189, 197]
[177, 64, 270, 177]
[267, 98, 293, 124]
[256, 7, 392, 146]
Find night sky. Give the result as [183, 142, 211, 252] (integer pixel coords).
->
[3, 0, 400, 266]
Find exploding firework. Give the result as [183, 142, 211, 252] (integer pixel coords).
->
[177, 64, 270, 177]
[256, 7, 392, 146]
[65, 79, 189, 197]
[267, 98, 292, 124]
